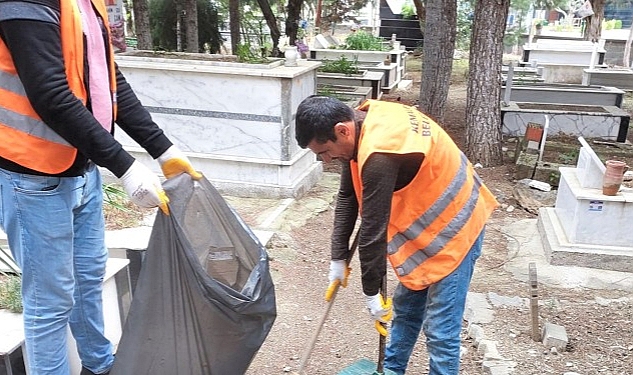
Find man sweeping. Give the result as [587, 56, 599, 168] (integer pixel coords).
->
[294, 96, 498, 375]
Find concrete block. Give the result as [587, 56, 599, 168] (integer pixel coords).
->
[487, 292, 528, 308]
[464, 292, 494, 324]
[542, 322, 568, 351]
[478, 339, 505, 361]
[477, 339, 498, 355]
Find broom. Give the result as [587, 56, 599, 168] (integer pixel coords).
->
[294, 231, 360, 375]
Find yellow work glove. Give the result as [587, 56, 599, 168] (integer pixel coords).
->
[364, 293, 393, 337]
[324, 259, 351, 301]
[157, 145, 202, 180]
[120, 160, 170, 215]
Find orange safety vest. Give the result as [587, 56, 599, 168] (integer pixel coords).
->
[350, 100, 499, 290]
[0, 0, 117, 174]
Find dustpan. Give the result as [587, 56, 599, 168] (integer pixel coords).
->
[337, 358, 398, 375]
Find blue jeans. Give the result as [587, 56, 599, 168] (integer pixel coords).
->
[0, 164, 114, 375]
[384, 230, 484, 375]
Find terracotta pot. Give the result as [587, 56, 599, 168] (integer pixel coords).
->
[525, 123, 544, 143]
[602, 160, 628, 196]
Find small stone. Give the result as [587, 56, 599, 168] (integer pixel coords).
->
[542, 322, 568, 351]
[467, 323, 485, 344]
[506, 205, 515, 212]
[283, 366, 292, 372]
[550, 346, 559, 355]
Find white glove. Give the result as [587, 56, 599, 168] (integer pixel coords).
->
[157, 145, 201, 179]
[120, 160, 168, 210]
[328, 259, 348, 285]
[364, 293, 393, 324]
[324, 259, 351, 301]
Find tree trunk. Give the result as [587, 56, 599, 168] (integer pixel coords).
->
[229, 0, 240, 54]
[465, 0, 509, 167]
[315, 0, 323, 31]
[625, 15, 633, 67]
[132, 0, 152, 50]
[412, 0, 426, 31]
[583, 0, 605, 42]
[418, 0, 456, 124]
[285, 0, 304, 46]
[255, 0, 282, 56]
[184, 0, 198, 52]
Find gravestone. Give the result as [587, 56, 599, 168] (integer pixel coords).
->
[314, 34, 331, 49]
[537, 137, 633, 272]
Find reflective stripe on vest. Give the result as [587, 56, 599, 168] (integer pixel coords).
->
[0, 70, 72, 146]
[389, 153, 483, 277]
[0, 69, 25, 96]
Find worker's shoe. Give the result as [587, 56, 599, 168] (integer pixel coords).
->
[80, 367, 110, 375]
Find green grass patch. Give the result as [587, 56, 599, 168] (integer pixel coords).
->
[405, 55, 470, 84]
[0, 273, 22, 313]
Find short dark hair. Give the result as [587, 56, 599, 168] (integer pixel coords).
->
[295, 96, 355, 148]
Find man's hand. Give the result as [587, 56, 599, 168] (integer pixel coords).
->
[364, 293, 393, 336]
[120, 160, 169, 214]
[324, 260, 351, 301]
[157, 145, 202, 179]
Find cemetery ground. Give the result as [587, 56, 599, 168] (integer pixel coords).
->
[4, 54, 629, 374]
[241, 55, 633, 374]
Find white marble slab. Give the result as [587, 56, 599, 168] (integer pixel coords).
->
[501, 102, 628, 141]
[115, 55, 323, 198]
[555, 167, 633, 247]
[575, 137, 606, 190]
[0, 310, 23, 356]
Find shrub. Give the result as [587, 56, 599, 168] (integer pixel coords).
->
[318, 56, 360, 75]
[615, 19, 622, 29]
[0, 246, 22, 314]
[401, 3, 416, 19]
[0, 274, 22, 313]
[343, 30, 387, 51]
[603, 19, 617, 30]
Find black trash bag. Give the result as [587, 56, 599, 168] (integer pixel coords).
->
[111, 174, 276, 375]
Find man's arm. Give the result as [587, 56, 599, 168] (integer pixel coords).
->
[0, 14, 135, 177]
[114, 67, 172, 162]
[331, 162, 359, 260]
[357, 153, 400, 296]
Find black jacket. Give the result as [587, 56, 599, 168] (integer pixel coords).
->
[0, 0, 171, 177]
